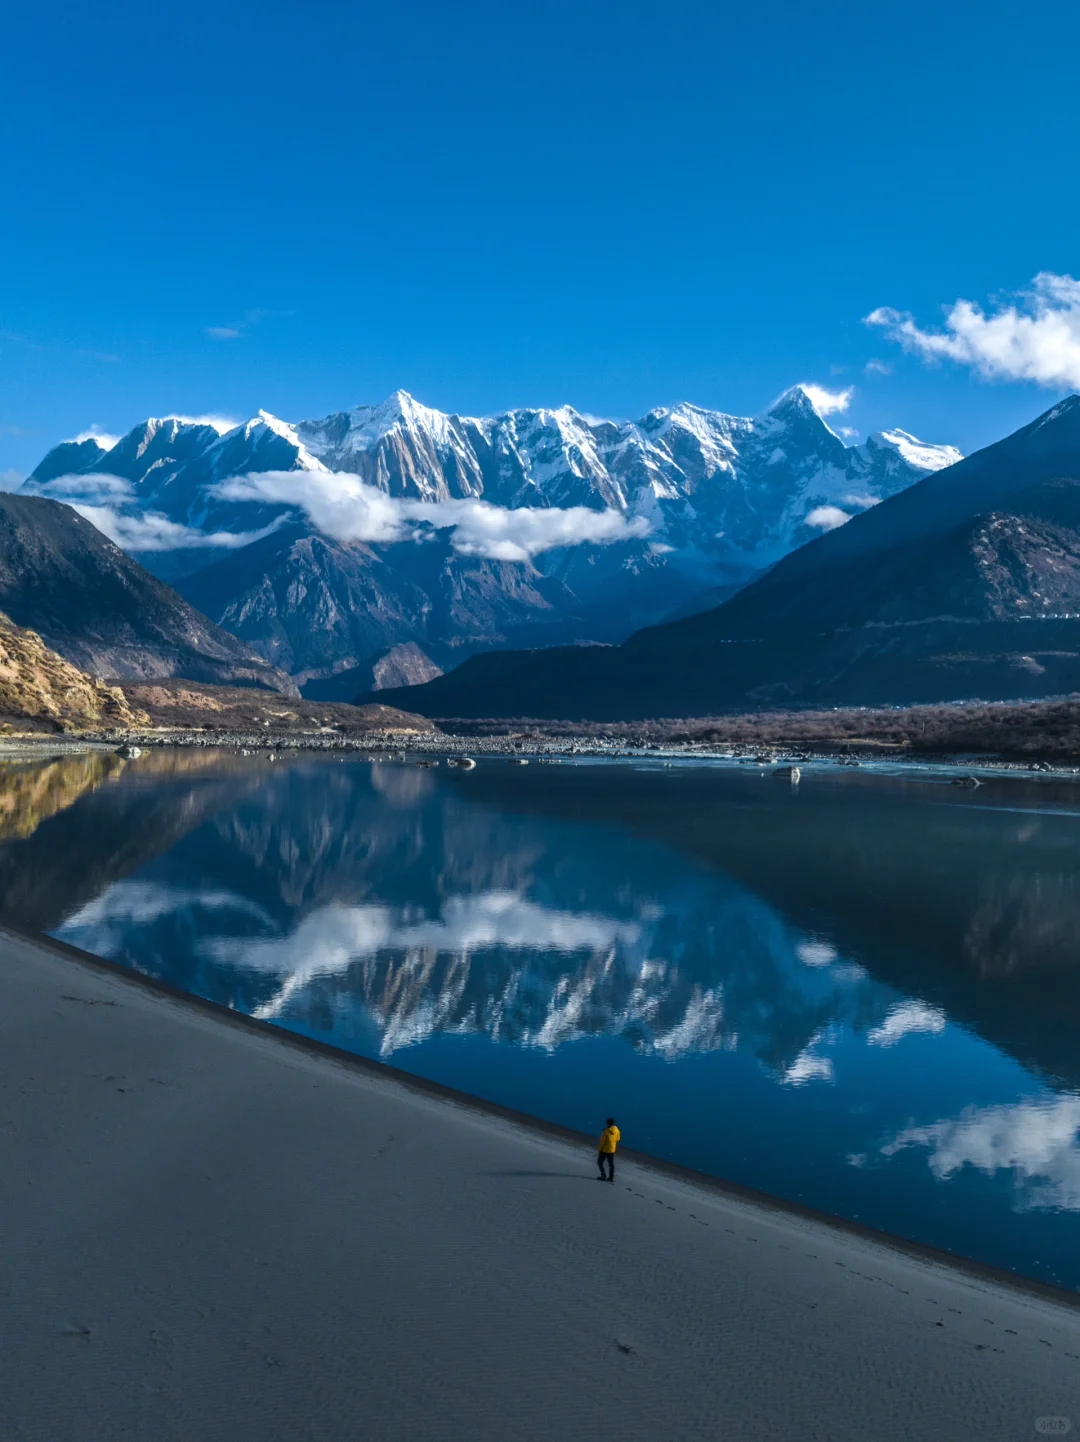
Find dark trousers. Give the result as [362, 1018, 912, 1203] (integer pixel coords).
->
[598, 1151, 615, 1181]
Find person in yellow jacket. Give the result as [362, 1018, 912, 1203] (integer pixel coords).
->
[597, 1118, 620, 1183]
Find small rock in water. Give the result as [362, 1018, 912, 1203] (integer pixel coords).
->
[508, 757, 528, 765]
[774, 765, 801, 783]
[951, 775, 981, 789]
[447, 757, 476, 770]
[115, 744, 142, 760]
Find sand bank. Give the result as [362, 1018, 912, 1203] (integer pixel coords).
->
[1, 927, 1077, 1441]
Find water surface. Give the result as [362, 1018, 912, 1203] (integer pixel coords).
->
[3, 747, 1080, 1289]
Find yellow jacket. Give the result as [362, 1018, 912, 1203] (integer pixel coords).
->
[599, 1125, 620, 1154]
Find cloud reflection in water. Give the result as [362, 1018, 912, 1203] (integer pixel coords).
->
[882, 1095, 1080, 1211]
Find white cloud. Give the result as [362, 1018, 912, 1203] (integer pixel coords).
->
[71, 505, 285, 553]
[864, 359, 892, 376]
[205, 307, 272, 343]
[866, 272, 1080, 389]
[866, 1000, 946, 1047]
[30, 473, 131, 501]
[836, 425, 860, 441]
[27, 472, 286, 553]
[70, 426, 120, 449]
[805, 505, 851, 531]
[63, 880, 270, 934]
[800, 383, 854, 416]
[0, 468, 23, 492]
[782, 1042, 835, 1086]
[795, 940, 837, 968]
[214, 469, 651, 562]
[882, 1095, 1080, 1210]
[171, 413, 240, 433]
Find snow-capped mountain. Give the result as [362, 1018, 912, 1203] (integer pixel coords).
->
[24, 388, 960, 688]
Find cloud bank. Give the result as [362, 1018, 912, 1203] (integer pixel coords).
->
[214, 470, 651, 562]
[866, 272, 1080, 389]
[27, 473, 284, 553]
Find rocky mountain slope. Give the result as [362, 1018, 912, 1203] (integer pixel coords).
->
[118, 679, 437, 734]
[373, 396, 1080, 717]
[0, 495, 296, 694]
[25, 389, 958, 687]
[0, 608, 150, 732]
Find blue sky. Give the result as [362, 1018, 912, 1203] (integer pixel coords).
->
[2, 0, 1079, 477]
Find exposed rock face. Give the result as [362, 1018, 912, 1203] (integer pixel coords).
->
[175, 525, 579, 681]
[369, 642, 443, 691]
[0, 609, 150, 731]
[0, 495, 297, 695]
[300, 643, 443, 703]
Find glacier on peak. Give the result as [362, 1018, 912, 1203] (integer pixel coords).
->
[24, 388, 962, 680]
[874, 428, 962, 473]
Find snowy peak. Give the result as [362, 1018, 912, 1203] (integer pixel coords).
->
[232, 411, 327, 472]
[297, 390, 463, 459]
[872, 429, 962, 473]
[763, 385, 822, 422]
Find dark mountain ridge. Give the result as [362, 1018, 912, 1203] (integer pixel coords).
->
[372, 396, 1080, 718]
[0, 494, 296, 695]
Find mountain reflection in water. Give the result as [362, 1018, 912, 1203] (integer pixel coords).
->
[3, 749, 1080, 1290]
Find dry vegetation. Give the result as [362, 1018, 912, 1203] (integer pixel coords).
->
[441, 697, 1080, 760]
[0, 611, 149, 732]
[117, 679, 438, 734]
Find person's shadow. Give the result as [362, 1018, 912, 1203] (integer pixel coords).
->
[479, 1169, 595, 1180]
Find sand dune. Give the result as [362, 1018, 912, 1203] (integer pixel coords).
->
[0, 927, 1077, 1440]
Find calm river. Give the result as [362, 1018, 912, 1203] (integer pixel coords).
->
[3, 747, 1080, 1290]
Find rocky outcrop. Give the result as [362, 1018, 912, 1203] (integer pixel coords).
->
[0, 608, 150, 732]
[300, 643, 444, 702]
[118, 678, 438, 733]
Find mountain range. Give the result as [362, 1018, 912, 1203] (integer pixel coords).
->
[24, 388, 959, 692]
[377, 395, 1080, 718]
